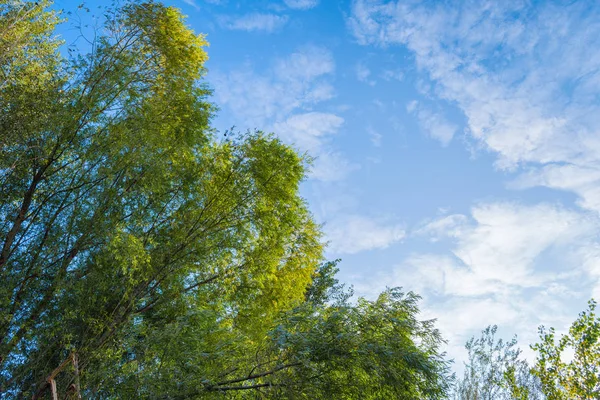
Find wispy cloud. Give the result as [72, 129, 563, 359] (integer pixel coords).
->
[367, 126, 382, 147]
[355, 201, 600, 363]
[349, 0, 600, 212]
[284, 0, 319, 10]
[414, 214, 469, 241]
[347, 0, 600, 348]
[407, 100, 457, 146]
[311, 152, 360, 182]
[416, 202, 597, 287]
[271, 112, 359, 180]
[212, 46, 355, 181]
[355, 62, 375, 86]
[212, 45, 334, 126]
[219, 13, 289, 32]
[273, 45, 335, 82]
[325, 214, 405, 254]
[381, 69, 403, 81]
[272, 112, 343, 153]
[182, 0, 200, 10]
[510, 165, 600, 214]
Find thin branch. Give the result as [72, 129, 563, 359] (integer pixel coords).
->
[207, 382, 283, 392]
[212, 362, 301, 387]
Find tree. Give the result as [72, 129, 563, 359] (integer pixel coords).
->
[454, 325, 543, 400]
[532, 299, 600, 400]
[1, 1, 321, 396]
[0, 1, 452, 398]
[456, 300, 600, 400]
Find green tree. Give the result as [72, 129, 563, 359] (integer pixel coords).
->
[532, 300, 600, 400]
[454, 325, 543, 400]
[0, 1, 452, 399]
[1, 1, 321, 396]
[456, 300, 600, 400]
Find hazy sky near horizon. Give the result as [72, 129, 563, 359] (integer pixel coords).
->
[61, 0, 600, 364]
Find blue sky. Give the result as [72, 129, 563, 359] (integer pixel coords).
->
[57, 0, 600, 364]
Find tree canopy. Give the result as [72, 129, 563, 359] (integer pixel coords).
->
[0, 1, 452, 398]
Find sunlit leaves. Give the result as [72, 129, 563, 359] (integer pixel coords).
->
[532, 300, 600, 400]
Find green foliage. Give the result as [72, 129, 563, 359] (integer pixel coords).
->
[0, 0, 61, 89]
[0, 0, 320, 396]
[98, 268, 453, 399]
[532, 299, 600, 400]
[454, 325, 543, 400]
[456, 301, 600, 400]
[263, 287, 453, 399]
[0, 1, 452, 399]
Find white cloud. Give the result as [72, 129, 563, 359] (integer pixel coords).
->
[284, 0, 319, 10]
[355, 62, 375, 85]
[354, 201, 600, 365]
[310, 152, 359, 182]
[421, 266, 586, 365]
[349, 253, 523, 364]
[402, 254, 503, 297]
[212, 46, 354, 182]
[426, 296, 522, 365]
[510, 164, 600, 214]
[219, 13, 289, 32]
[182, 0, 200, 10]
[381, 69, 404, 81]
[418, 202, 597, 287]
[272, 112, 344, 153]
[407, 101, 457, 146]
[348, 0, 600, 358]
[213, 45, 334, 127]
[325, 215, 405, 254]
[348, 0, 600, 211]
[271, 113, 360, 180]
[274, 45, 334, 82]
[366, 126, 382, 147]
[415, 214, 469, 241]
[356, 254, 581, 365]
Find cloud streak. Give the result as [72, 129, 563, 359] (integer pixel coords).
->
[325, 214, 405, 254]
[219, 13, 289, 32]
[212, 46, 356, 181]
[407, 100, 457, 146]
[284, 0, 319, 10]
[349, 0, 600, 212]
[356, 201, 600, 363]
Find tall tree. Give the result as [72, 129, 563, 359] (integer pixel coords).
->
[0, 1, 321, 396]
[0, 1, 453, 399]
